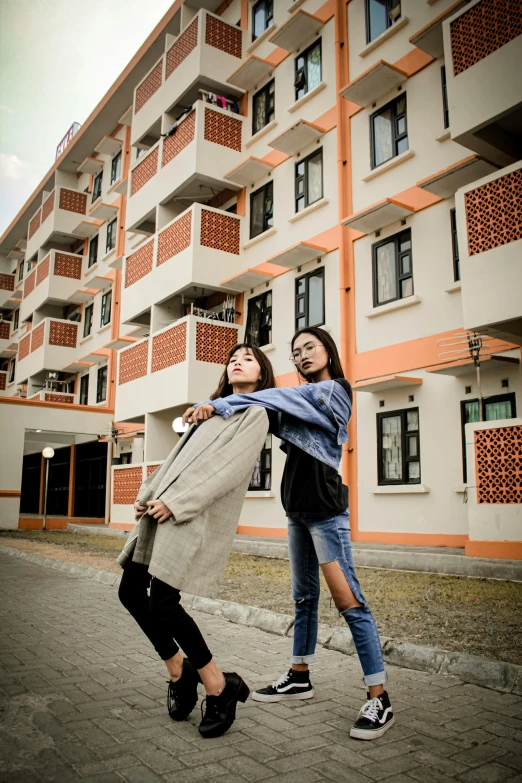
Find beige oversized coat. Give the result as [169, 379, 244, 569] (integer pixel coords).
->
[117, 406, 268, 598]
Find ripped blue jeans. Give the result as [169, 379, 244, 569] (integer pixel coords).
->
[288, 510, 386, 686]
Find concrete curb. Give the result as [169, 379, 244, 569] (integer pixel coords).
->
[2, 544, 520, 695]
[232, 539, 522, 582]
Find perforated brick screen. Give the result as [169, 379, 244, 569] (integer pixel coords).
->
[59, 189, 87, 215]
[135, 59, 163, 113]
[36, 255, 50, 286]
[204, 108, 241, 151]
[147, 464, 160, 476]
[28, 210, 41, 239]
[24, 270, 36, 298]
[162, 111, 196, 167]
[166, 17, 198, 79]
[31, 322, 45, 352]
[49, 321, 77, 348]
[131, 148, 159, 195]
[18, 334, 31, 361]
[0, 321, 10, 340]
[151, 322, 187, 372]
[157, 211, 192, 267]
[464, 169, 522, 256]
[0, 273, 15, 292]
[119, 341, 149, 385]
[113, 467, 143, 505]
[0, 374, 6, 391]
[44, 393, 74, 404]
[200, 209, 240, 255]
[450, 0, 522, 76]
[205, 14, 242, 59]
[475, 425, 522, 504]
[54, 252, 82, 280]
[42, 191, 55, 223]
[195, 322, 238, 364]
[125, 240, 154, 288]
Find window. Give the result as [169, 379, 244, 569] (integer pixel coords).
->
[225, 203, 237, 214]
[461, 393, 516, 482]
[370, 94, 408, 169]
[450, 208, 460, 282]
[13, 309, 19, 332]
[92, 171, 103, 202]
[372, 228, 412, 307]
[8, 359, 15, 384]
[110, 151, 122, 185]
[120, 452, 132, 465]
[88, 235, 99, 269]
[249, 434, 272, 490]
[245, 291, 272, 347]
[252, 0, 273, 41]
[106, 219, 117, 254]
[96, 366, 108, 403]
[79, 374, 89, 406]
[441, 66, 449, 130]
[378, 408, 420, 485]
[100, 290, 112, 328]
[252, 80, 275, 135]
[18, 260, 24, 282]
[365, 0, 401, 43]
[295, 149, 323, 212]
[250, 181, 273, 239]
[83, 304, 93, 338]
[295, 268, 324, 330]
[295, 40, 322, 101]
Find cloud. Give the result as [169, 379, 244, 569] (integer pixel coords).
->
[0, 152, 38, 185]
[0, 104, 15, 115]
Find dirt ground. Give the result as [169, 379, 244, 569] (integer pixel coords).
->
[1, 530, 521, 665]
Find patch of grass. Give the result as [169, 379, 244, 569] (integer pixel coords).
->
[2, 531, 521, 665]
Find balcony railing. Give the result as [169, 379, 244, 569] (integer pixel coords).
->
[115, 314, 241, 421]
[28, 389, 77, 405]
[0, 370, 7, 395]
[0, 272, 16, 307]
[449, 0, 522, 77]
[15, 317, 79, 381]
[132, 9, 242, 139]
[21, 250, 84, 319]
[26, 187, 98, 259]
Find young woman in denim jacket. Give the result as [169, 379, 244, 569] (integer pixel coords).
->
[183, 327, 394, 740]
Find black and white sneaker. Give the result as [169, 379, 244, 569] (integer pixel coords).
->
[350, 691, 394, 740]
[252, 669, 314, 703]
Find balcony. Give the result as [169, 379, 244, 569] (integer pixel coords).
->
[0, 272, 16, 308]
[126, 100, 244, 232]
[122, 204, 242, 324]
[20, 250, 84, 321]
[115, 314, 241, 422]
[456, 162, 522, 345]
[0, 370, 8, 396]
[132, 9, 243, 148]
[26, 187, 102, 261]
[15, 317, 79, 383]
[0, 318, 15, 360]
[442, 0, 522, 166]
[28, 389, 78, 405]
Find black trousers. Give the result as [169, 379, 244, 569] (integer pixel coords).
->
[118, 559, 212, 669]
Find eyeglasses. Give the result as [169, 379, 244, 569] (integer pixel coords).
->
[289, 343, 324, 364]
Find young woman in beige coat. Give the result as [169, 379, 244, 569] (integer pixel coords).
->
[118, 344, 274, 738]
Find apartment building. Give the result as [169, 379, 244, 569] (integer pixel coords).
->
[1, 0, 520, 558]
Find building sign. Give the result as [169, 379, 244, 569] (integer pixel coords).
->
[56, 122, 81, 160]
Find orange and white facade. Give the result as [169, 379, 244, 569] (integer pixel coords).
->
[0, 0, 521, 557]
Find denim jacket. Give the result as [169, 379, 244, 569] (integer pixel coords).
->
[198, 380, 352, 470]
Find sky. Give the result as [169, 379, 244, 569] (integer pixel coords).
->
[0, 0, 176, 236]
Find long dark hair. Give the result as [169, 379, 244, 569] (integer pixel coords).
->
[291, 327, 345, 382]
[210, 343, 276, 400]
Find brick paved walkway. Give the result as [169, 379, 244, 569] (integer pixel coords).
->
[1, 554, 521, 783]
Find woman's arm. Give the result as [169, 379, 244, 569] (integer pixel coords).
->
[159, 406, 269, 524]
[193, 381, 351, 433]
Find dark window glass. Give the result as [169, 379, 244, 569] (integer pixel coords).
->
[372, 228, 412, 307]
[88, 235, 99, 268]
[370, 94, 408, 168]
[100, 291, 112, 328]
[252, 0, 273, 40]
[96, 366, 108, 403]
[450, 208, 460, 282]
[295, 149, 323, 212]
[106, 219, 117, 253]
[378, 407, 420, 485]
[92, 171, 103, 202]
[250, 181, 273, 238]
[13, 309, 19, 332]
[79, 374, 89, 405]
[245, 291, 272, 347]
[461, 393, 516, 482]
[249, 434, 272, 490]
[225, 203, 237, 214]
[441, 65, 449, 129]
[295, 39, 322, 101]
[9, 358, 15, 383]
[252, 79, 275, 135]
[83, 304, 93, 338]
[365, 0, 401, 43]
[110, 151, 122, 185]
[18, 260, 24, 281]
[295, 268, 324, 330]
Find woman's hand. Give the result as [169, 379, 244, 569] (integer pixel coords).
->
[182, 404, 215, 425]
[146, 500, 173, 524]
[134, 502, 146, 520]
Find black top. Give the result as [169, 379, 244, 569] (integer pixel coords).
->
[279, 379, 352, 519]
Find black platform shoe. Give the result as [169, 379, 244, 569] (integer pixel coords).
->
[198, 672, 250, 738]
[167, 658, 200, 721]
